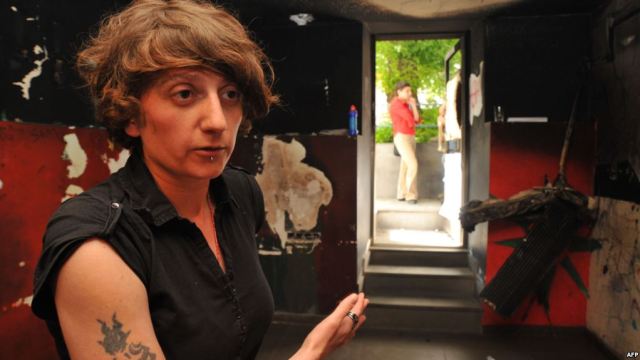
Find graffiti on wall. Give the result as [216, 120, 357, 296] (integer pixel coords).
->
[587, 197, 640, 358]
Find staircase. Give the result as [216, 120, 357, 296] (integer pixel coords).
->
[363, 200, 482, 334]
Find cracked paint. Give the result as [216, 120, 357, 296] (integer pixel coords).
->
[255, 137, 333, 252]
[62, 133, 87, 179]
[9, 295, 33, 309]
[12, 45, 49, 100]
[0, 179, 3, 190]
[18, 261, 25, 267]
[587, 197, 640, 358]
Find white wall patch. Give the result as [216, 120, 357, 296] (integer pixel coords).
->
[61, 184, 84, 202]
[62, 133, 87, 179]
[103, 149, 131, 174]
[256, 137, 333, 252]
[469, 61, 484, 125]
[12, 45, 49, 100]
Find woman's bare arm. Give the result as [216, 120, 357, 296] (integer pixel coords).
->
[55, 238, 165, 360]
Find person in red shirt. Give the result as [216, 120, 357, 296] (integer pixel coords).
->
[389, 81, 420, 203]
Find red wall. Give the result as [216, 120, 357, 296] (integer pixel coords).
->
[0, 121, 123, 358]
[483, 122, 596, 326]
[0, 123, 358, 357]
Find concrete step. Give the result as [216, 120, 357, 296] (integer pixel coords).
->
[363, 265, 475, 298]
[374, 229, 459, 248]
[376, 209, 446, 231]
[365, 295, 483, 333]
[369, 295, 482, 312]
[369, 245, 469, 267]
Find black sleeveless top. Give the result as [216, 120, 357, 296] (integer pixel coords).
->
[32, 151, 274, 359]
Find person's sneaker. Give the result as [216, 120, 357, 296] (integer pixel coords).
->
[408, 199, 417, 204]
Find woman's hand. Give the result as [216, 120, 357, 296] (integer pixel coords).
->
[408, 97, 420, 123]
[291, 292, 369, 360]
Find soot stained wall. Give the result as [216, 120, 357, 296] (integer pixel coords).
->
[247, 16, 363, 135]
[467, 19, 490, 292]
[1, 0, 128, 125]
[484, 14, 590, 124]
[0, 1, 364, 358]
[590, 0, 640, 203]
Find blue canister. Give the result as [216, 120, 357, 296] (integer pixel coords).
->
[348, 105, 358, 136]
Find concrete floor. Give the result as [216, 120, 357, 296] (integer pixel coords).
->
[257, 322, 616, 360]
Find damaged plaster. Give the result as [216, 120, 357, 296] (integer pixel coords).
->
[587, 197, 640, 357]
[256, 137, 333, 254]
[62, 133, 87, 179]
[102, 149, 130, 174]
[62, 184, 84, 203]
[10, 295, 33, 308]
[469, 61, 484, 124]
[12, 45, 49, 101]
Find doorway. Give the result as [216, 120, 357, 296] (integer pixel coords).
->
[373, 36, 465, 248]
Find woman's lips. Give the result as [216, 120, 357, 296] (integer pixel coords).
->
[194, 147, 225, 157]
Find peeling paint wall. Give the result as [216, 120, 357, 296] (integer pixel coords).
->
[1, 3, 363, 357]
[232, 135, 358, 313]
[587, 197, 640, 357]
[0, 122, 127, 358]
[256, 137, 333, 253]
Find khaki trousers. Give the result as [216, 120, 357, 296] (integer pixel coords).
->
[393, 133, 418, 201]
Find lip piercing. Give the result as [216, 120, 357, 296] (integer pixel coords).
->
[209, 156, 214, 161]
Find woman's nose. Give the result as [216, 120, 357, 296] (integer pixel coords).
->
[200, 93, 227, 132]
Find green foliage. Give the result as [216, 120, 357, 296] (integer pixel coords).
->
[375, 122, 394, 143]
[415, 126, 438, 143]
[376, 39, 460, 108]
[375, 122, 438, 144]
[375, 106, 440, 144]
[375, 38, 460, 145]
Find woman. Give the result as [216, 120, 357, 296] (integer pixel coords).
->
[389, 81, 420, 204]
[31, 1, 368, 359]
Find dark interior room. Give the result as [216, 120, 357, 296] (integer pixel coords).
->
[1, 0, 637, 358]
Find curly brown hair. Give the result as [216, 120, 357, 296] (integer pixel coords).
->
[77, 0, 277, 148]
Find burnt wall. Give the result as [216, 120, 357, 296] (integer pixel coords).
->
[586, 0, 640, 355]
[0, 1, 364, 357]
[1, 0, 128, 125]
[467, 19, 490, 292]
[483, 14, 591, 124]
[590, 0, 640, 203]
[246, 15, 363, 134]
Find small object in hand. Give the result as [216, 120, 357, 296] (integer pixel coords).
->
[345, 311, 359, 330]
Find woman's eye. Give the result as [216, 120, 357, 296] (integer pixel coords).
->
[176, 89, 192, 100]
[222, 88, 241, 101]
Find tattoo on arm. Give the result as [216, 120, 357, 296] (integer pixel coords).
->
[97, 313, 157, 360]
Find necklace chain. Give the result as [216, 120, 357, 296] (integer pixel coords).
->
[207, 195, 226, 272]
